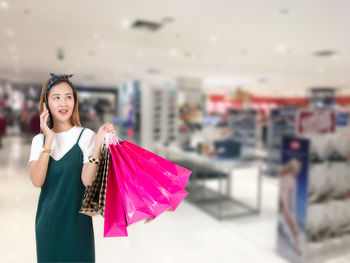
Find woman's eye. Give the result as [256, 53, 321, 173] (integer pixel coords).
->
[53, 96, 59, 100]
[67, 96, 72, 99]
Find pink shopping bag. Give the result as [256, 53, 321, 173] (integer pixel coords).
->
[109, 144, 156, 225]
[115, 143, 175, 219]
[104, 159, 128, 237]
[104, 134, 192, 236]
[120, 141, 191, 210]
[121, 141, 191, 189]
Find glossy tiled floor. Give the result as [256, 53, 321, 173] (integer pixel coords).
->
[0, 133, 349, 263]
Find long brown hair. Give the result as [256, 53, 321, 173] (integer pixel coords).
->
[39, 77, 81, 133]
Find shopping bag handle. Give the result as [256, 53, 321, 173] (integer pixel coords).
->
[104, 132, 122, 146]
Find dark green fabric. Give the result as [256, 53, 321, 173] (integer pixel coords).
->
[35, 129, 95, 262]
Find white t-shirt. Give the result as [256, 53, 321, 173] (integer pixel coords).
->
[28, 126, 96, 165]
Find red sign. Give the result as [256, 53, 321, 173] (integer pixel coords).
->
[297, 110, 335, 134]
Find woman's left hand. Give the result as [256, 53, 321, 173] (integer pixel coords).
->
[96, 123, 116, 145]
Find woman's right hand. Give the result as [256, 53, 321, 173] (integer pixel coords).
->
[40, 110, 53, 138]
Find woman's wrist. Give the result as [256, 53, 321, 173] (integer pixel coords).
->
[44, 136, 53, 149]
[95, 135, 103, 148]
[92, 139, 103, 159]
[45, 132, 53, 141]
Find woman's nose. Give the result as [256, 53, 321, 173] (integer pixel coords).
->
[60, 99, 67, 106]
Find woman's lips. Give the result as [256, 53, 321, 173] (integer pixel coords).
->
[58, 110, 68, 115]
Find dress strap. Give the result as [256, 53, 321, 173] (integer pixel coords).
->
[76, 128, 85, 145]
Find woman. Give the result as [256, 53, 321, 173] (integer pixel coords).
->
[28, 73, 116, 263]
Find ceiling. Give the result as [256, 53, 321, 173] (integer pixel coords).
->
[0, 0, 350, 96]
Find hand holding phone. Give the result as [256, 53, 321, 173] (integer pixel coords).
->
[40, 103, 54, 138]
[43, 102, 51, 126]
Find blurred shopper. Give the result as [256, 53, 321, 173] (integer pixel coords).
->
[20, 104, 30, 132]
[259, 113, 268, 148]
[30, 107, 41, 135]
[179, 103, 191, 128]
[28, 73, 116, 263]
[190, 104, 203, 131]
[278, 158, 302, 255]
[95, 99, 105, 124]
[0, 109, 7, 148]
[124, 98, 134, 142]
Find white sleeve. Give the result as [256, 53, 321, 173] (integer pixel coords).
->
[28, 134, 44, 166]
[79, 128, 96, 163]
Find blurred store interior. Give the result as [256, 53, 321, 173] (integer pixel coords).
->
[2, 0, 350, 262]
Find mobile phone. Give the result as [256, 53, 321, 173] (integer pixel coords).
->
[43, 102, 51, 126]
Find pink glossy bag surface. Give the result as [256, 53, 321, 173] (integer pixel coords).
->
[120, 141, 191, 211]
[122, 141, 191, 189]
[104, 160, 128, 237]
[109, 144, 160, 225]
[119, 144, 177, 217]
[103, 138, 191, 237]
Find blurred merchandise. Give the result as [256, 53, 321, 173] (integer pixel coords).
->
[297, 110, 336, 135]
[308, 87, 337, 110]
[228, 109, 257, 157]
[277, 133, 350, 263]
[214, 139, 241, 158]
[267, 108, 298, 176]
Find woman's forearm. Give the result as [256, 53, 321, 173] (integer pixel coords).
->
[81, 137, 103, 187]
[29, 136, 53, 187]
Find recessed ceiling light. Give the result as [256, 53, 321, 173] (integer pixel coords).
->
[6, 28, 14, 37]
[170, 49, 178, 57]
[210, 35, 218, 43]
[121, 19, 130, 29]
[278, 45, 287, 53]
[137, 51, 144, 58]
[92, 32, 100, 39]
[0, 1, 8, 9]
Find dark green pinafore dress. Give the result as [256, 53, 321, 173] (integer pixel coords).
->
[35, 128, 95, 263]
